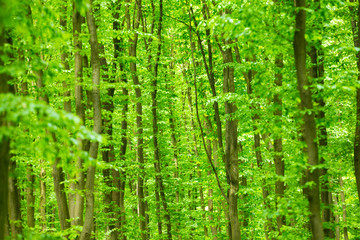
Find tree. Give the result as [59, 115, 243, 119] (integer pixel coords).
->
[294, 0, 324, 238]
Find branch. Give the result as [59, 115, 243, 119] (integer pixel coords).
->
[188, 7, 229, 204]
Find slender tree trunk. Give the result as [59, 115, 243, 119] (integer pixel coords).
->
[339, 176, 349, 240]
[205, 121, 218, 240]
[0, 26, 10, 239]
[37, 51, 71, 233]
[79, 1, 102, 238]
[51, 5, 71, 232]
[17, 81, 36, 230]
[222, 45, 241, 240]
[294, 1, 324, 239]
[39, 161, 46, 231]
[127, 0, 148, 238]
[274, 53, 285, 233]
[117, 66, 128, 240]
[20, 81, 36, 229]
[333, 194, 340, 240]
[71, 2, 85, 226]
[151, 1, 172, 238]
[189, 12, 229, 227]
[52, 156, 70, 231]
[112, 2, 128, 239]
[190, 5, 225, 178]
[272, 7, 284, 235]
[36, 67, 47, 232]
[8, 159, 22, 237]
[169, 107, 180, 237]
[25, 165, 35, 228]
[349, 0, 360, 207]
[99, 38, 116, 239]
[310, 44, 334, 238]
[186, 79, 209, 238]
[309, 1, 334, 236]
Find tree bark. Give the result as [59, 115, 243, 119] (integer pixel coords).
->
[349, 0, 360, 207]
[309, 1, 334, 236]
[222, 45, 241, 240]
[25, 165, 35, 228]
[150, 1, 172, 238]
[21, 82, 36, 229]
[294, 1, 324, 239]
[169, 106, 181, 237]
[52, 4, 71, 232]
[274, 53, 285, 233]
[8, 159, 22, 237]
[79, 0, 102, 238]
[0, 15, 10, 240]
[99, 37, 116, 240]
[111, 2, 128, 239]
[36, 65, 47, 233]
[0, 136, 9, 240]
[339, 176, 349, 240]
[71, 2, 85, 226]
[127, 0, 148, 238]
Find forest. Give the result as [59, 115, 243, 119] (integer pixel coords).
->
[1, 0, 360, 239]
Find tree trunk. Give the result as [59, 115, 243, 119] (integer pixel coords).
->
[206, 124, 218, 239]
[21, 82, 36, 229]
[349, 0, 360, 207]
[309, 1, 334, 237]
[274, 53, 285, 233]
[111, 2, 128, 239]
[294, 1, 324, 239]
[51, 4, 71, 232]
[150, 1, 172, 238]
[333, 194, 340, 240]
[8, 159, 22, 237]
[71, 2, 85, 226]
[127, 0, 148, 238]
[222, 45, 241, 240]
[99, 38, 116, 239]
[36, 68, 47, 233]
[169, 107, 180, 237]
[0, 23, 10, 240]
[79, 0, 102, 238]
[25, 165, 35, 228]
[339, 176, 349, 240]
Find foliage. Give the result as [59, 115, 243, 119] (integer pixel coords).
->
[1, 0, 360, 239]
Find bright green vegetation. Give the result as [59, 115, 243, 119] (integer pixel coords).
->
[1, 0, 360, 239]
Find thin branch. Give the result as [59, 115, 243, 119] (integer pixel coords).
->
[188, 7, 229, 204]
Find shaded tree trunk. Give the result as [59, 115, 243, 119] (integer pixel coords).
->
[8, 159, 22, 237]
[349, 0, 360, 207]
[294, 1, 324, 239]
[151, 1, 172, 238]
[127, 0, 148, 238]
[51, 4, 71, 232]
[0, 27, 10, 236]
[20, 82, 36, 229]
[222, 45, 241, 240]
[36, 66, 47, 233]
[309, 1, 334, 237]
[274, 53, 285, 233]
[79, 0, 102, 238]
[339, 176, 349, 240]
[26, 165, 35, 228]
[111, 1, 128, 239]
[71, 2, 85, 226]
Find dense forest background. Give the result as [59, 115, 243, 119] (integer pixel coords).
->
[1, 0, 360, 239]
